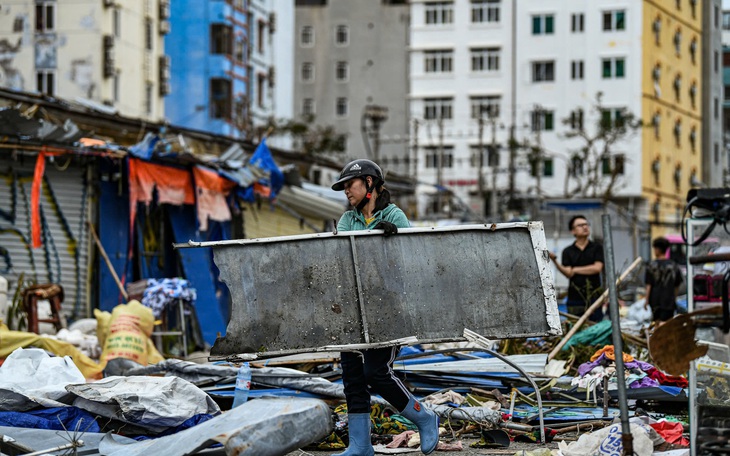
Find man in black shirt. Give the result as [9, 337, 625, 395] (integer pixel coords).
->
[549, 215, 605, 321]
[645, 237, 682, 323]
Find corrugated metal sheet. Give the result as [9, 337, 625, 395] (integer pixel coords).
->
[242, 202, 328, 239]
[0, 154, 91, 320]
[203, 222, 560, 356]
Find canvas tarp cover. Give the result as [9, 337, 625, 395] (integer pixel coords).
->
[203, 222, 560, 356]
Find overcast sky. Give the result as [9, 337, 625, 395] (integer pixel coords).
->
[724, 0, 730, 10]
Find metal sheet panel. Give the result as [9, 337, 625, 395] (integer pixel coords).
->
[0, 154, 90, 319]
[200, 222, 559, 356]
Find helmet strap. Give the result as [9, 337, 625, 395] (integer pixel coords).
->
[356, 178, 375, 212]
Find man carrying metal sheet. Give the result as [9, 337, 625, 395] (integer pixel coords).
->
[331, 159, 439, 456]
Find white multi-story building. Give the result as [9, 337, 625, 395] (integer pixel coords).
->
[410, 0, 714, 230]
[248, 0, 294, 149]
[0, 0, 168, 121]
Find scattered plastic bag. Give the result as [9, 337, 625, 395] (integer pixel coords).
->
[558, 421, 655, 456]
[0, 347, 85, 411]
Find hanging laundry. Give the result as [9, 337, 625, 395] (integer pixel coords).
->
[141, 278, 197, 319]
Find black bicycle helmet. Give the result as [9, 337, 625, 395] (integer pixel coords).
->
[331, 159, 384, 191]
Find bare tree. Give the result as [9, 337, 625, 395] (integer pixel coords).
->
[253, 115, 347, 157]
[561, 92, 643, 200]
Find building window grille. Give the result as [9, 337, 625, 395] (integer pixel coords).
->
[652, 112, 661, 139]
[257, 73, 266, 108]
[335, 25, 349, 45]
[424, 146, 454, 168]
[532, 61, 555, 82]
[35, 1, 55, 32]
[471, 48, 499, 72]
[674, 28, 682, 55]
[689, 37, 697, 64]
[570, 155, 584, 176]
[336, 97, 348, 117]
[653, 16, 661, 44]
[532, 14, 554, 35]
[530, 110, 554, 131]
[569, 109, 584, 130]
[674, 119, 682, 147]
[571, 60, 584, 80]
[470, 96, 500, 119]
[257, 20, 266, 54]
[302, 98, 315, 116]
[602, 10, 626, 31]
[210, 78, 231, 119]
[471, 0, 500, 24]
[689, 126, 697, 152]
[674, 74, 682, 101]
[424, 50, 453, 73]
[689, 81, 697, 108]
[210, 24, 232, 55]
[571, 13, 584, 32]
[425, 2, 453, 25]
[36, 70, 55, 96]
[300, 25, 314, 46]
[301, 62, 314, 82]
[424, 98, 453, 120]
[601, 108, 625, 129]
[144, 82, 153, 115]
[602, 57, 625, 79]
[335, 61, 348, 81]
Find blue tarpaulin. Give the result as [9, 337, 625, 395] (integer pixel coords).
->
[0, 407, 100, 433]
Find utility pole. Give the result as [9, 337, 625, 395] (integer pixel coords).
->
[490, 115, 498, 217]
[508, 0, 518, 213]
[412, 119, 420, 219]
[477, 116, 485, 216]
[437, 116, 444, 215]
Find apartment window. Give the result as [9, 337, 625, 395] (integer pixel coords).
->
[571, 13, 584, 32]
[532, 61, 555, 82]
[211, 24, 232, 55]
[715, 50, 720, 73]
[300, 25, 314, 46]
[335, 61, 349, 81]
[424, 50, 453, 73]
[234, 38, 244, 62]
[715, 97, 719, 119]
[690, 37, 697, 63]
[603, 10, 626, 31]
[257, 20, 266, 54]
[35, 1, 55, 32]
[602, 154, 625, 175]
[674, 74, 682, 101]
[424, 98, 453, 120]
[673, 119, 682, 146]
[113, 8, 121, 38]
[601, 108, 625, 128]
[471, 47, 499, 72]
[257, 73, 266, 107]
[144, 82, 153, 115]
[532, 14, 554, 35]
[471, 0, 500, 23]
[543, 158, 554, 177]
[652, 112, 661, 138]
[569, 109, 584, 130]
[335, 25, 349, 45]
[302, 98, 315, 116]
[301, 62, 314, 81]
[471, 145, 500, 167]
[530, 110, 554, 131]
[690, 0, 697, 18]
[571, 60, 584, 80]
[570, 155, 584, 176]
[36, 70, 54, 96]
[674, 29, 682, 55]
[145, 18, 153, 51]
[424, 146, 454, 168]
[724, 12, 730, 30]
[716, 5, 720, 28]
[676, 0, 681, 10]
[602, 57, 625, 79]
[470, 95, 500, 118]
[425, 2, 453, 25]
[210, 78, 232, 119]
[336, 97, 348, 117]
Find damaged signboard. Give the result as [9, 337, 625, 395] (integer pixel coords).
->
[178, 222, 560, 357]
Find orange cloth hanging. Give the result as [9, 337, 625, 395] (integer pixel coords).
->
[30, 149, 63, 248]
[589, 345, 634, 363]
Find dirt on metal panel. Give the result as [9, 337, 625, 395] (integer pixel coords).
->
[209, 223, 559, 356]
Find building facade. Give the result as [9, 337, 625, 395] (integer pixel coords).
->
[294, 0, 411, 176]
[248, 0, 294, 150]
[702, 0, 724, 188]
[166, 0, 248, 137]
[0, 0, 167, 121]
[409, 0, 713, 230]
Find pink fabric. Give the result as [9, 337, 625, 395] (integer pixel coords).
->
[385, 430, 416, 448]
[192, 166, 237, 231]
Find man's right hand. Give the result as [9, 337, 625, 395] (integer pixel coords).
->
[549, 252, 557, 261]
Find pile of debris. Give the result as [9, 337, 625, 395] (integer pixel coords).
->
[0, 305, 697, 455]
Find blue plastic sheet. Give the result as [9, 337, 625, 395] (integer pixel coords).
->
[0, 407, 100, 433]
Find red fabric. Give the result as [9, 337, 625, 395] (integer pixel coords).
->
[645, 367, 689, 388]
[650, 421, 689, 446]
[192, 166, 236, 231]
[128, 158, 195, 231]
[31, 152, 47, 248]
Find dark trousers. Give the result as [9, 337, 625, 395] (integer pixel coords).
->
[341, 346, 411, 414]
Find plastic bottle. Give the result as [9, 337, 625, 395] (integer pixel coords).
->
[231, 362, 252, 408]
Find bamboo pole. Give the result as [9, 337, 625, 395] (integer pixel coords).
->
[87, 221, 129, 302]
[548, 257, 643, 361]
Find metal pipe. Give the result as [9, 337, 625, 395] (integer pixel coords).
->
[601, 214, 633, 455]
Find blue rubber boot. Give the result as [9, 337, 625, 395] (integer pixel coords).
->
[334, 413, 374, 456]
[400, 397, 439, 454]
